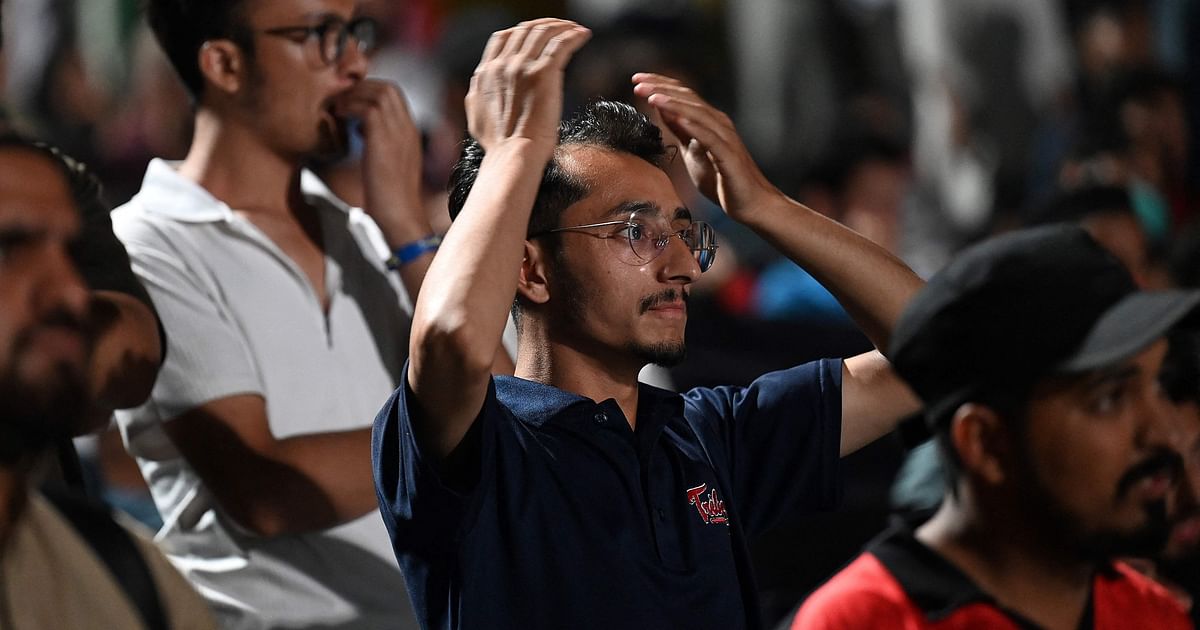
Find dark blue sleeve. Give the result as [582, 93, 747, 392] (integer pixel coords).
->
[682, 358, 843, 537]
[371, 360, 497, 559]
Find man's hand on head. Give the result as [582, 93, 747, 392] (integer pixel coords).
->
[465, 19, 591, 163]
[632, 73, 782, 224]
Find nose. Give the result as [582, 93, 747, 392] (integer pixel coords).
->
[35, 245, 88, 320]
[656, 232, 701, 285]
[338, 38, 369, 81]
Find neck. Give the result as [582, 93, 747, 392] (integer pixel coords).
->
[179, 108, 303, 216]
[514, 325, 643, 430]
[917, 493, 1095, 628]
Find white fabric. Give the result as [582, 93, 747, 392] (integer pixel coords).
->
[112, 160, 417, 630]
[2, 491, 217, 630]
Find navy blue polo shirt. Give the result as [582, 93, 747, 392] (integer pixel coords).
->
[372, 359, 843, 630]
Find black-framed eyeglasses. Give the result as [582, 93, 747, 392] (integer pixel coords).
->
[259, 16, 379, 65]
[530, 210, 718, 272]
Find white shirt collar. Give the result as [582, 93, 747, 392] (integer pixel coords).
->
[134, 158, 356, 222]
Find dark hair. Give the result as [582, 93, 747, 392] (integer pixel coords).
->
[930, 386, 1030, 496]
[448, 99, 667, 233]
[0, 134, 104, 210]
[144, 0, 254, 100]
[1031, 186, 1136, 226]
[1163, 330, 1200, 406]
[446, 100, 667, 328]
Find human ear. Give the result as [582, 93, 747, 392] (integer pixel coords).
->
[950, 403, 1009, 486]
[198, 40, 245, 96]
[516, 241, 550, 305]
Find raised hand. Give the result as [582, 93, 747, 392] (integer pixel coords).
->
[466, 19, 591, 162]
[632, 73, 781, 223]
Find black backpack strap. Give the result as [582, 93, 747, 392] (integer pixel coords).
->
[41, 488, 169, 630]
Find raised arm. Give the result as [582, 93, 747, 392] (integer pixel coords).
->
[632, 74, 923, 453]
[407, 20, 591, 460]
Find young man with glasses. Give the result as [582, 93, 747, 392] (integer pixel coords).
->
[111, 0, 428, 627]
[373, 19, 924, 629]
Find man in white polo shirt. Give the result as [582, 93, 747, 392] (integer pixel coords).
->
[111, 0, 429, 627]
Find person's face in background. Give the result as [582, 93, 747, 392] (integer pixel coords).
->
[0, 148, 89, 463]
[1013, 340, 1182, 561]
[1163, 397, 1200, 560]
[231, 0, 369, 161]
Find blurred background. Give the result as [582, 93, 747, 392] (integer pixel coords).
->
[5, 0, 1195, 626]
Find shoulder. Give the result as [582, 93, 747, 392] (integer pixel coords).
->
[792, 553, 917, 629]
[1098, 562, 1191, 628]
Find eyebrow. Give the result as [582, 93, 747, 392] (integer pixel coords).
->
[601, 200, 693, 222]
[1077, 364, 1140, 391]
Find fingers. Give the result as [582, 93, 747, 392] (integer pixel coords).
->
[539, 26, 591, 71]
[465, 18, 590, 152]
[632, 75, 739, 153]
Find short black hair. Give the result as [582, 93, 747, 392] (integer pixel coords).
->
[446, 100, 667, 328]
[447, 100, 668, 236]
[1031, 186, 1136, 226]
[144, 0, 254, 100]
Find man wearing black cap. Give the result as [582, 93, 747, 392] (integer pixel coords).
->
[792, 225, 1197, 629]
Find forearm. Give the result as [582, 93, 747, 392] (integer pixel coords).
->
[742, 196, 923, 352]
[411, 140, 546, 374]
[372, 199, 436, 303]
[407, 140, 548, 457]
[213, 428, 378, 537]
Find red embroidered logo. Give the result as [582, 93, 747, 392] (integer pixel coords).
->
[686, 483, 728, 525]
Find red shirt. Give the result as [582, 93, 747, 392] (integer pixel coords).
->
[791, 527, 1192, 629]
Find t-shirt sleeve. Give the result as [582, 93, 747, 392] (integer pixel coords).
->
[116, 222, 262, 420]
[372, 361, 496, 556]
[683, 358, 843, 536]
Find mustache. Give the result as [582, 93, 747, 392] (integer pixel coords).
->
[639, 289, 689, 314]
[14, 307, 88, 347]
[1117, 449, 1184, 498]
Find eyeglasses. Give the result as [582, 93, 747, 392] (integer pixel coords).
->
[259, 16, 378, 65]
[531, 210, 718, 272]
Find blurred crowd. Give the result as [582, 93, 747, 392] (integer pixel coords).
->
[3, 0, 1198, 628]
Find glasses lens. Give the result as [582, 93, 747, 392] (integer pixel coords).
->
[320, 21, 342, 63]
[350, 18, 379, 54]
[692, 222, 717, 272]
[620, 211, 665, 265]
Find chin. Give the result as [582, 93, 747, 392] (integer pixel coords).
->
[630, 341, 687, 368]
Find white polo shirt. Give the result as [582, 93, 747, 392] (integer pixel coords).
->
[112, 159, 418, 629]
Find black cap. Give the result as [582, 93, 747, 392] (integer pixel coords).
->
[889, 224, 1200, 424]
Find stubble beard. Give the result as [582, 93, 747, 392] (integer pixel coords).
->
[553, 251, 688, 369]
[1014, 447, 1172, 563]
[0, 343, 88, 465]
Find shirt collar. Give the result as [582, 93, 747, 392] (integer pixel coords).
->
[872, 522, 1103, 628]
[494, 375, 683, 430]
[133, 158, 356, 222]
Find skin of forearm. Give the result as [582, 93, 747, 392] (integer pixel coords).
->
[740, 196, 923, 352]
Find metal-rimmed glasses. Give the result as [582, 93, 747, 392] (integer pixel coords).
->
[259, 16, 379, 65]
[531, 210, 718, 272]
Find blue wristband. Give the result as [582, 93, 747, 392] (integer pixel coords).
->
[386, 234, 442, 270]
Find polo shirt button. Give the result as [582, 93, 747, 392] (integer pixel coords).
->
[593, 412, 608, 425]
